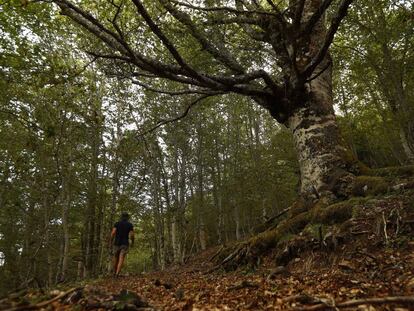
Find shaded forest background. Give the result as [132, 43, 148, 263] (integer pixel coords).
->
[0, 0, 413, 295]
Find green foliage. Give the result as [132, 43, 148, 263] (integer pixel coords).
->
[333, 0, 414, 166]
[369, 165, 414, 178]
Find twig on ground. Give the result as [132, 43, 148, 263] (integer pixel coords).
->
[209, 245, 224, 262]
[227, 280, 259, 291]
[382, 211, 389, 244]
[355, 250, 378, 263]
[3, 287, 83, 311]
[350, 230, 370, 235]
[293, 295, 414, 311]
[282, 293, 319, 304]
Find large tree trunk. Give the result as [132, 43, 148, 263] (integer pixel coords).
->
[287, 97, 354, 199]
[282, 0, 356, 200]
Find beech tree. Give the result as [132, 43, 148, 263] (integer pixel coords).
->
[46, 0, 357, 201]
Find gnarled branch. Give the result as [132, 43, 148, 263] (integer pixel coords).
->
[302, 0, 354, 77]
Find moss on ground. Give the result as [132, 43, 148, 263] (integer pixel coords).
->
[369, 165, 414, 178]
[243, 196, 373, 262]
[249, 212, 311, 254]
[311, 201, 352, 224]
[302, 223, 328, 240]
[217, 175, 414, 268]
[352, 176, 389, 196]
[289, 197, 313, 217]
[340, 147, 371, 176]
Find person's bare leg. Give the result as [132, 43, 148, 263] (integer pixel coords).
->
[112, 254, 119, 276]
[116, 251, 126, 276]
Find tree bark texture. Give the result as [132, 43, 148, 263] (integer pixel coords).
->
[280, 0, 357, 199]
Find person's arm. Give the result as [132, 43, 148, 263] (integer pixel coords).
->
[109, 227, 116, 248]
[129, 229, 135, 247]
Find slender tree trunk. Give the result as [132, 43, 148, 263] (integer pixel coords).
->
[399, 125, 414, 163]
[60, 151, 72, 282]
[61, 189, 70, 282]
[44, 205, 53, 286]
[171, 217, 180, 263]
[152, 159, 165, 269]
[196, 125, 207, 251]
[211, 136, 224, 244]
[85, 107, 100, 277]
[234, 203, 241, 240]
[160, 161, 172, 265]
[379, 44, 414, 163]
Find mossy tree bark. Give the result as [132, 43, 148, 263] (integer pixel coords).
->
[288, 105, 353, 199]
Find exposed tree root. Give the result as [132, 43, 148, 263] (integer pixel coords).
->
[212, 210, 314, 270]
[212, 183, 414, 270]
[253, 206, 291, 234]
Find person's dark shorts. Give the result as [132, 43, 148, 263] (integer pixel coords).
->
[113, 245, 128, 256]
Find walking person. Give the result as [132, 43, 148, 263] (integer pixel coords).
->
[109, 212, 134, 276]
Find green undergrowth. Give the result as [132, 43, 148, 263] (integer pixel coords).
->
[368, 165, 414, 178]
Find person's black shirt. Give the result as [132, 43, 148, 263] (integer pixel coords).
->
[114, 220, 133, 246]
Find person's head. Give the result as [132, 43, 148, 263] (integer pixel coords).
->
[121, 212, 129, 221]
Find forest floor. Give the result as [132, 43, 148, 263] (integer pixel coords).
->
[2, 190, 414, 310]
[93, 240, 414, 311]
[3, 239, 413, 311]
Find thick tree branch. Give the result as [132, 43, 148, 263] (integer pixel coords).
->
[306, 59, 332, 82]
[51, 0, 281, 99]
[53, 0, 218, 89]
[265, 0, 286, 18]
[55, 0, 133, 56]
[301, 0, 333, 36]
[204, 16, 263, 26]
[86, 51, 131, 62]
[293, 0, 306, 30]
[170, 0, 275, 16]
[131, 80, 219, 96]
[303, 0, 354, 77]
[159, 0, 246, 73]
[238, 27, 269, 42]
[131, 0, 220, 88]
[54, 0, 184, 77]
